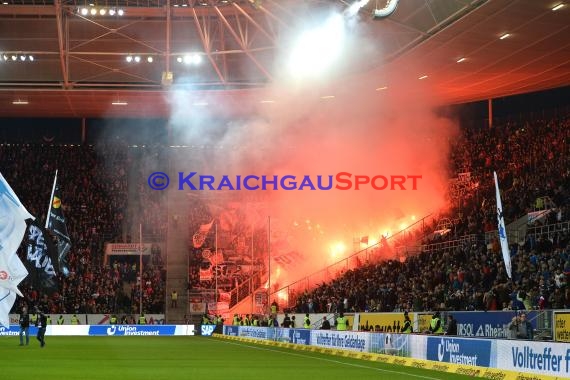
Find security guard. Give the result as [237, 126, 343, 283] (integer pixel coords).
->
[110, 315, 118, 324]
[70, 314, 80, 325]
[401, 312, 413, 333]
[138, 313, 147, 325]
[303, 313, 311, 329]
[57, 315, 64, 325]
[30, 312, 38, 326]
[232, 314, 240, 326]
[202, 314, 211, 324]
[336, 313, 348, 331]
[429, 312, 444, 334]
[46, 315, 52, 325]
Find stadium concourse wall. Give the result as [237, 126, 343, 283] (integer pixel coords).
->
[221, 325, 570, 379]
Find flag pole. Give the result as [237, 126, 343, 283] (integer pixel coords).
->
[139, 223, 143, 315]
[251, 222, 254, 315]
[267, 216, 271, 313]
[215, 222, 218, 304]
[45, 170, 57, 228]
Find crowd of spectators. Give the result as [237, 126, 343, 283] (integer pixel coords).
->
[2, 113, 568, 317]
[129, 145, 168, 241]
[0, 143, 165, 314]
[292, 115, 570, 314]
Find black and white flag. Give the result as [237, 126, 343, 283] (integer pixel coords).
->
[46, 170, 71, 277]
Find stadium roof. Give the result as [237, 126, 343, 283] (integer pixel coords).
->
[0, 0, 568, 118]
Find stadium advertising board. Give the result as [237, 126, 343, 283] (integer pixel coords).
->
[0, 325, 38, 335]
[238, 326, 268, 340]
[223, 326, 239, 336]
[496, 340, 570, 377]
[369, 333, 410, 356]
[200, 324, 216, 336]
[451, 311, 537, 338]
[267, 327, 289, 342]
[310, 330, 370, 352]
[88, 325, 189, 336]
[554, 311, 570, 342]
[426, 337, 493, 367]
[289, 329, 311, 345]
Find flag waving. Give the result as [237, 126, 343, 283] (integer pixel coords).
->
[46, 170, 71, 277]
[0, 172, 33, 327]
[494, 171, 513, 279]
[25, 221, 59, 294]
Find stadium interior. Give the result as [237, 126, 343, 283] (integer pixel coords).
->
[0, 0, 569, 338]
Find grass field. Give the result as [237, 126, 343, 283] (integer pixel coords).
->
[1, 336, 475, 380]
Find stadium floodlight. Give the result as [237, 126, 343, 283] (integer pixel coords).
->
[373, 0, 399, 19]
[80, 7, 88, 15]
[90, 7, 97, 15]
[117, 9, 124, 16]
[109, 8, 116, 15]
[288, 13, 345, 78]
[191, 53, 202, 65]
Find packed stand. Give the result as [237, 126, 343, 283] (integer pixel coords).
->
[292, 115, 570, 314]
[0, 143, 165, 314]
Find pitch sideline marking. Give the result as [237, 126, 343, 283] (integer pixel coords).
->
[213, 338, 447, 380]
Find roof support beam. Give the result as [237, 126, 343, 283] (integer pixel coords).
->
[214, 6, 273, 82]
[54, 0, 69, 89]
[192, 8, 227, 85]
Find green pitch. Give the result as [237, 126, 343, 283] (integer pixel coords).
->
[1, 336, 473, 380]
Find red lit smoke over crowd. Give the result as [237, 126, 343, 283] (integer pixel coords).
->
[165, 3, 458, 292]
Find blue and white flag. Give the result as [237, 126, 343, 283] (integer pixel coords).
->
[0, 172, 33, 327]
[494, 171, 512, 279]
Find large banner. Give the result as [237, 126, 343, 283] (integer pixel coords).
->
[496, 339, 570, 377]
[426, 336, 494, 367]
[105, 243, 153, 256]
[356, 312, 415, 333]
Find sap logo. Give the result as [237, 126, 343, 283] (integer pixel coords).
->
[107, 325, 117, 336]
[201, 325, 215, 336]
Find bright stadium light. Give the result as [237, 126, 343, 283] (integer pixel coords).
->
[288, 13, 346, 78]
